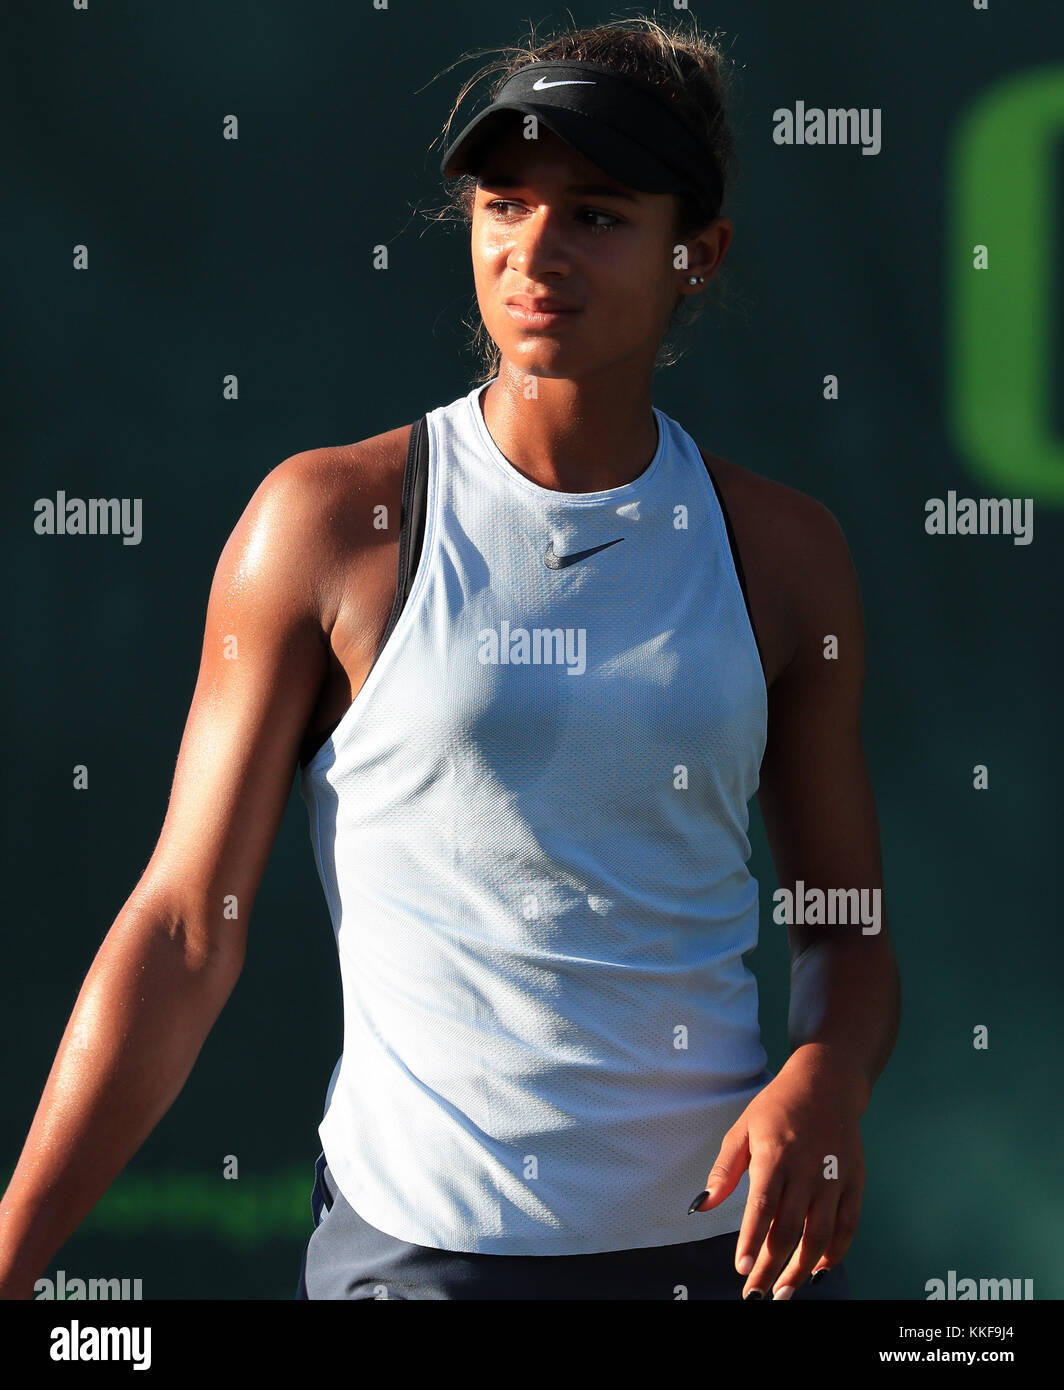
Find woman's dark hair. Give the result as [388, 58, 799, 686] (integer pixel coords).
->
[431, 14, 741, 381]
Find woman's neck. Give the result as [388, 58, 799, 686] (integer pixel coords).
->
[479, 368, 660, 493]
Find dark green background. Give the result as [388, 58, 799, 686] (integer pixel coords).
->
[3, 1, 1061, 1299]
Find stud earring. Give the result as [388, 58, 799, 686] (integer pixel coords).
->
[687, 276, 705, 285]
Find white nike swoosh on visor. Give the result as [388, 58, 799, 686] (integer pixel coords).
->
[531, 77, 597, 89]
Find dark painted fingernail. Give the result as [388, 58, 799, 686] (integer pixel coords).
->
[810, 1268, 829, 1284]
[686, 1190, 710, 1215]
[744, 1289, 764, 1300]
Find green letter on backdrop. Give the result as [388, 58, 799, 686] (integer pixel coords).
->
[950, 67, 1064, 502]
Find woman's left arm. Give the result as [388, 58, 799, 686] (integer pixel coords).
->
[695, 495, 901, 1299]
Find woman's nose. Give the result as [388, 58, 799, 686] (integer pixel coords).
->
[509, 208, 570, 277]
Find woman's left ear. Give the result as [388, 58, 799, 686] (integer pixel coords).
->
[680, 219, 733, 289]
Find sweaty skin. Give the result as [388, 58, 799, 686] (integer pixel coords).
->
[0, 120, 898, 1303]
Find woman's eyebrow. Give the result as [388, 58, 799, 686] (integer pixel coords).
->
[477, 173, 640, 203]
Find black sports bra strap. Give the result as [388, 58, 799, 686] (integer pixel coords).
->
[404, 415, 430, 602]
[370, 416, 430, 665]
[699, 452, 767, 683]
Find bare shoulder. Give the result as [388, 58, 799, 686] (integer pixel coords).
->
[241, 424, 414, 625]
[698, 448, 850, 559]
[257, 424, 413, 534]
[695, 446, 863, 682]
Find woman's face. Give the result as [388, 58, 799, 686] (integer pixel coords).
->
[469, 120, 729, 381]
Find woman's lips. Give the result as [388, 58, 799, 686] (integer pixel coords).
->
[505, 302, 582, 328]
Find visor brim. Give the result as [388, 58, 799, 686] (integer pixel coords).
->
[439, 102, 686, 195]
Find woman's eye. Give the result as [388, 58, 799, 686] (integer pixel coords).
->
[576, 208, 622, 231]
[485, 200, 621, 231]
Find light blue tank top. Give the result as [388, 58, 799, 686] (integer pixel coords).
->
[300, 380, 772, 1255]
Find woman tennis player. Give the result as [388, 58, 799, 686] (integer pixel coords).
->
[0, 17, 899, 1301]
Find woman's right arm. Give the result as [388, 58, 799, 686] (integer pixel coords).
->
[0, 451, 341, 1298]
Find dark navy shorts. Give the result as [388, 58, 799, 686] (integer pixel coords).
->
[295, 1151, 852, 1300]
